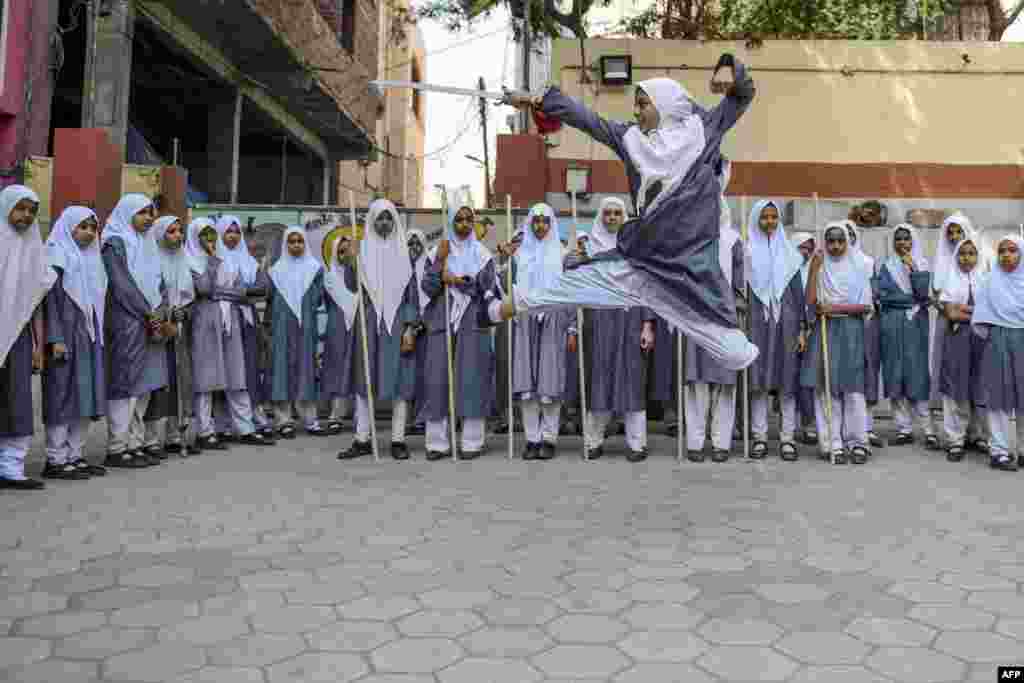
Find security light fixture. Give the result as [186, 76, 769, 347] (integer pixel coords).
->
[599, 55, 632, 86]
[566, 166, 590, 197]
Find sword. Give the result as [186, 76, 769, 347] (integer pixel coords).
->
[369, 80, 530, 103]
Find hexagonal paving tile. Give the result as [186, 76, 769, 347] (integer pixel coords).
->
[0, 659, 99, 683]
[532, 644, 631, 678]
[482, 598, 560, 626]
[120, 565, 196, 587]
[618, 630, 709, 662]
[0, 636, 52, 670]
[866, 647, 966, 682]
[265, 652, 369, 683]
[907, 605, 996, 631]
[207, 633, 307, 667]
[371, 638, 464, 673]
[55, 626, 154, 659]
[788, 665, 893, 683]
[74, 586, 155, 611]
[15, 609, 106, 637]
[555, 588, 632, 614]
[397, 609, 483, 637]
[622, 603, 705, 630]
[698, 618, 783, 645]
[995, 618, 1024, 640]
[934, 631, 1023, 663]
[886, 582, 965, 604]
[418, 588, 495, 609]
[938, 572, 1016, 592]
[842, 610, 940, 644]
[546, 614, 630, 643]
[967, 591, 1024, 617]
[103, 641, 205, 682]
[337, 595, 421, 620]
[776, 631, 870, 665]
[110, 598, 199, 627]
[158, 614, 250, 645]
[697, 646, 800, 680]
[33, 568, 117, 595]
[306, 620, 399, 651]
[686, 554, 752, 572]
[614, 663, 716, 683]
[249, 604, 337, 634]
[627, 581, 700, 603]
[0, 591, 68, 618]
[174, 666, 265, 683]
[755, 583, 831, 604]
[459, 626, 554, 658]
[438, 658, 543, 683]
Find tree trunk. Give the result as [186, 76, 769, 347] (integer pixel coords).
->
[934, 0, 991, 40]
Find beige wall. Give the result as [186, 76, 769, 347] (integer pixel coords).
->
[548, 39, 1024, 166]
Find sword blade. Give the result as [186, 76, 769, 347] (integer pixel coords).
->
[370, 80, 512, 101]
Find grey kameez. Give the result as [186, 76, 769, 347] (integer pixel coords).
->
[863, 268, 882, 402]
[190, 258, 247, 394]
[102, 237, 168, 399]
[687, 239, 746, 387]
[747, 274, 806, 396]
[43, 271, 106, 425]
[978, 326, 1024, 412]
[320, 263, 356, 402]
[512, 310, 573, 401]
[267, 273, 324, 403]
[0, 325, 35, 438]
[584, 306, 653, 414]
[878, 267, 931, 402]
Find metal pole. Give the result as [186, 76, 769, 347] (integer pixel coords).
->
[572, 193, 588, 460]
[172, 138, 180, 167]
[740, 195, 750, 460]
[441, 192, 459, 461]
[814, 193, 835, 466]
[479, 77, 491, 209]
[676, 327, 683, 461]
[230, 92, 242, 203]
[506, 195, 515, 460]
[279, 136, 288, 204]
[521, 0, 531, 132]
[349, 190, 380, 461]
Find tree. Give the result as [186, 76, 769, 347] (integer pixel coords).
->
[415, 0, 607, 39]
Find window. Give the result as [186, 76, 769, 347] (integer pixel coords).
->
[340, 0, 356, 53]
[0, 0, 8, 96]
[411, 59, 422, 122]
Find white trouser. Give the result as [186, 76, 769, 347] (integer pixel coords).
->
[355, 396, 407, 444]
[686, 383, 735, 451]
[163, 416, 195, 445]
[521, 399, 562, 445]
[426, 418, 486, 454]
[511, 259, 758, 372]
[330, 397, 350, 421]
[891, 399, 934, 437]
[252, 403, 272, 429]
[749, 392, 797, 443]
[107, 393, 152, 454]
[941, 396, 987, 448]
[815, 391, 867, 453]
[865, 406, 875, 434]
[0, 435, 33, 480]
[45, 420, 89, 466]
[274, 401, 319, 429]
[587, 410, 646, 452]
[196, 391, 255, 437]
[987, 409, 1023, 457]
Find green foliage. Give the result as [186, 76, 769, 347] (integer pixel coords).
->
[717, 0, 953, 39]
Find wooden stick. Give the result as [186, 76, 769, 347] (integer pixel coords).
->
[349, 191, 379, 462]
[506, 196, 515, 461]
[740, 195, 750, 460]
[441, 195, 459, 462]
[676, 327, 684, 461]
[814, 193, 835, 466]
[571, 193, 589, 461]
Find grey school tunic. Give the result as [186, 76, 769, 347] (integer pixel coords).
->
[687, 239, 746, 387]
[977, 326, 1024, 412]
[239, 271, 270, 405]
[584, 306, 653, 414]
[940, 310, 986, 404]
[347, 267, 419, 403]
[102, 238, 168, 400]
[190, 259, 247, 394]
[0, 324, 35, 438]
[801, 316, 866, 398]
[267, 273, 324, 403]
[420, 257, 496, 422]
[747, 274, 806, 396]
[863, 268, 881, 403]
[42, 271, 106, 425]
[320, 266, 356, 402]
[878, 267, 931, 403]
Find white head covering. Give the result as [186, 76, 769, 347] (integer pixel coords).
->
[322, 230, 357, 331]
[819, 222, 869, 306]
[934, 212, 974, 294]
[589, 197, 627, 254]
[215, 215, 259, 285]
[790, 231, 815, 289]
[101, 194, 161, 309]
[939, 236, 986, 307]
[625, 77, 707, 216]
[747, 200, 803, 321]
[269, 225, 322, 325]
[517, 204, 563, 293]
[153, 216, 196, 310]
[185, 218, 213, 275]
[46, 206, 106, 343]
[972, 234, 1024, 330]
[444, 200, 492, 329]
[883, 223, 930, 320]
[407, 228, 429, 316]
[360, 199, 413, 335]
[844, 220, 876, 274]
[0, 186, 56, 367]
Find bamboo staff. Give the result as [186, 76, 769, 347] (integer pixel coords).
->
[814, 193, 835, 466]
[506, 196, 515, 461]
[676, 326, 684, 461]
[571, 193, 589, 461]
[442, 195, 459, 461]
[740, 195, 750, 460]
[349, 190, 379, 462]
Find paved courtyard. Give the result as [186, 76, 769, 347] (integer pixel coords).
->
[1, 423, 1023, 683]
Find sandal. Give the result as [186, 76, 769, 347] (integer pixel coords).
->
[278, 425, 297, 440]
[802, 430, 819, 446]
[307, 424, 330, 437]
[687, 450, 705, 463]
[73, 459, 106, 476]
[325, 420, 344, 436]
[779, 442, 799, 462]
[991, 454, 1018, 472]
[889, 433, 913, 447]
[144, 444, 168, 460]
[924, 434, 941, 451]
[711, 449, 730, 463]
[749, 440, 768, 459]
[831, 449, 847, 465]
[946, 445, 964, 462]
[967, 438, 990, 454]
[867, 431, 884, 448]
[850, 445, 870, 465]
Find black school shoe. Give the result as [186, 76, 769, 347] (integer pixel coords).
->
[585, 445, 604, 460]
[522, 442, 542, 460]
[459, 450, 482, 460]
[426, 450, 448, 461]
[238, 432, 273, 446]
[143, 445, 168, 460]
[711, 449, 730, 463]
[391, 442, 410, 460]
[198, 435, 228, 451]
[0, 477, 45, 490]
[104, 451, 147, 468]
[164, 443, 183, 454]
[626, 449, 648, 463]
[42, 462, 90, 480]
[72, 459, 106, 476]
[338, 440, 373, 460]
[991, 454, 1019, 471]
[537, 443, 556, 460]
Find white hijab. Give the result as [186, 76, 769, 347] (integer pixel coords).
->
[748, 200, 803, 321]
[360, 199, 413, 335]
[407, 228, 429, 315]
[972, 234, 1024, 330]
[215, 215, 259, 285]
[322, 231, 357, 331]
[153, 216, 196, 310]
[820, 222, 869, 306]
[934, 212, 974, 294]
[185, 218, 213, 275]
[589, 197, 627, 254]
[269, 225, 322, 325]
[0, 186, 56, 367]
[445, 203, 492, 329]
[46, 206, 106, 343]
[790, 231, 814, 289]
[626, 77, 706, 216]
[517, 204, 563, 294]
[101, 194, 162, 309]
[845, 221, 875, 275]
[940, 238, 986, 307]
[883, 224, 930, 320]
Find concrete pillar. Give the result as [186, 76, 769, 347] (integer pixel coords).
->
[83, 0, 135, 156]
[201, 89, 242, 203]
